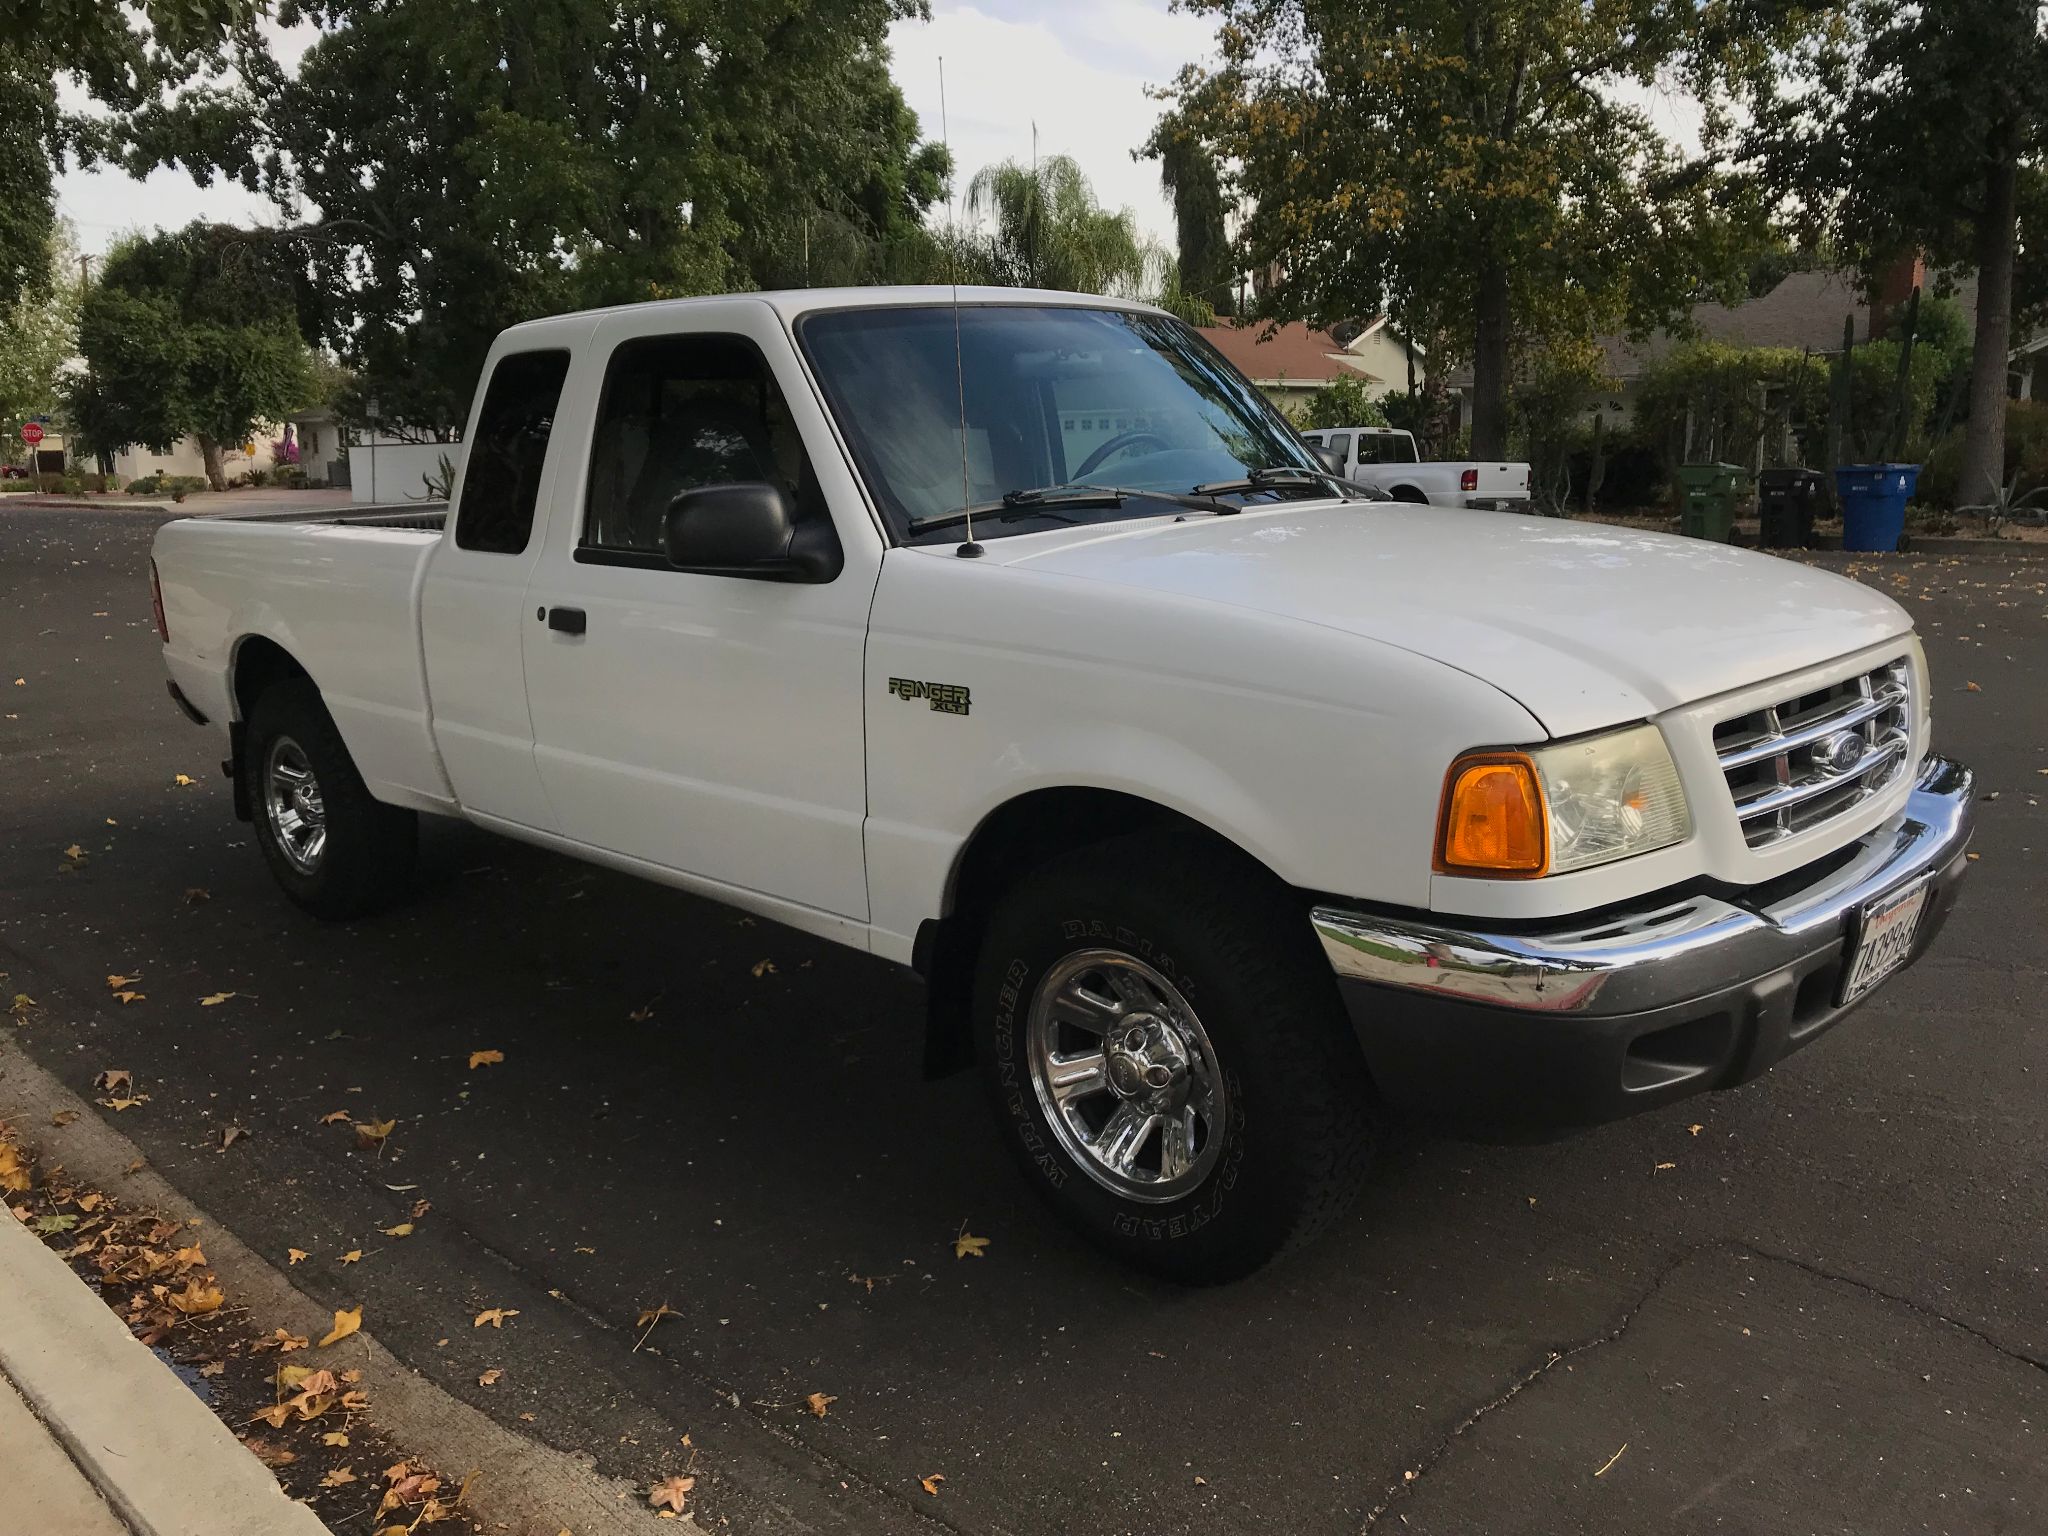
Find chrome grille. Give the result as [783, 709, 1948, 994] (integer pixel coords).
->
[1713, 659, 1914, 848]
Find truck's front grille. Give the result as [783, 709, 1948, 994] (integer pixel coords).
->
[1713, 659, 1914, 848]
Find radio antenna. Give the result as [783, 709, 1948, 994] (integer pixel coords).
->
[941, 54, 982, 558]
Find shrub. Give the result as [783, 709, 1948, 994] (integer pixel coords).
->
[1291, 374, 1389, 432]
[1920, 400, 2048, 507]
[245, 468, 270, 488]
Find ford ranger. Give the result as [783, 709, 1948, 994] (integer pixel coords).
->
[1301, 423, 1532, 510]
[150, 287, 1974, 1282]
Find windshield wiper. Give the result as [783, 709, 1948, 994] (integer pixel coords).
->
[1191, 465, 1364, 500]
[906, 483, 1223, 537]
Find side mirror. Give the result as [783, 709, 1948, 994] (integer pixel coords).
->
[661, 482, 840, 582]
[1310, 445, 1346, 476]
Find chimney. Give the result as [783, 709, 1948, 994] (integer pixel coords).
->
[1868, 251, 1925, 342]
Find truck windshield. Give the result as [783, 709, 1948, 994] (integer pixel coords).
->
[798, 304, 1335, 544]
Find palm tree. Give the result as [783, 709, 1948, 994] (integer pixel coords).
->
[965, 155, 1147, 297]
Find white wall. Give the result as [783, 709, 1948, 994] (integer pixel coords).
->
[348, 441, 467, 505]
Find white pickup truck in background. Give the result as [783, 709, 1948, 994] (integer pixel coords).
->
[151, 287, 1973, 1282]
[1303, 424, 1532, 510]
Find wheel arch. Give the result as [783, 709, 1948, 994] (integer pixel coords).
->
[914, 786, 1296, 1079]
[1390, 484, 1429, 504]
[224, 635, 316, 821]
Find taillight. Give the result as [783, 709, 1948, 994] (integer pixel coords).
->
[1460, 468, 1479, 493]
[150, 559, 168, 642]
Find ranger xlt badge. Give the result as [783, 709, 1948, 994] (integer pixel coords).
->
[888, 677, 970, 715]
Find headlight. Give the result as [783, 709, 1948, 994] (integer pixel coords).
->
[1437, 724, 1691, 878]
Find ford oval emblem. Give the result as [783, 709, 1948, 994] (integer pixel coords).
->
[1811, 729, 1866, 775]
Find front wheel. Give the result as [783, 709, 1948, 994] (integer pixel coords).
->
[242, 679, 416, 918]
[975, 833, 1377, 1282]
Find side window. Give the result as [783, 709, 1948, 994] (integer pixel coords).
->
[1327, 432, 1352, 466]
[584, 333, 815, 555]
[453, 350, 570, 555]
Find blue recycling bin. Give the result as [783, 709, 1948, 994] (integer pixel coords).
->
[1834, 464, 1920, 553]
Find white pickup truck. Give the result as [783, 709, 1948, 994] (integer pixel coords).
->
[1301, 424, 1532, 510]
[151, 287, 1973, 1282]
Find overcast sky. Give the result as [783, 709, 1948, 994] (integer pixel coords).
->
[55, 1, 1212, 260]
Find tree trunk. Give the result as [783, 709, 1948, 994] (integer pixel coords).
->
[197, 436, 227, 493]
[1470, 261, 1511, 459]
[1960, 146, 2019, 505]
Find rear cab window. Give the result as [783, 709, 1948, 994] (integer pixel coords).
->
[453, 350, 571, 554]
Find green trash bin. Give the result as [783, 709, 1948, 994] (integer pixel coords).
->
[1677, 463, 1749, 543]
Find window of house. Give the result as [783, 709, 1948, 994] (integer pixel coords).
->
[453, 350, 571, 554]
[583, 333, 814, 556]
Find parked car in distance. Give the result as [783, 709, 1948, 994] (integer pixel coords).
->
[151, 286, 1973, 1282]
[1303, 424, 1531, 510]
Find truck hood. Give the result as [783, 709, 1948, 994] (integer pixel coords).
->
[997, 503, 1913, 737]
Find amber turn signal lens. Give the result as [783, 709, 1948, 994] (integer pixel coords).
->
[1436, 753, 1548, 876]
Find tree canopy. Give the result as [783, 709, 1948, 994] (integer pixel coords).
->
[1736, 0, 2048, 500]
[964, 154, 1149, 297]
[1144, 110, 1236, 318]
[1161, 0, 1787, 458]
[69, 222, 316, 488]
[0, 219, 80, 458]
[112, 0, 947, 437]
[0, 0, 254, 308]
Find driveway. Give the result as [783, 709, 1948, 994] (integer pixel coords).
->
[1, 507, 2042, 1533]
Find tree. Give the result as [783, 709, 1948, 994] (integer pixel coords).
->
[1738, 1, 2048, 502]
[1292, 375, 1388, 431]
[71, 223, 316, 490]
[965, 155, 1148, 296]
[113, 0, 945, 437]
[0, 0, 254, 308]
[0, 221, 81, 465]
[1144, 111, 1236, 317]
[1161, 1, 1786, 459]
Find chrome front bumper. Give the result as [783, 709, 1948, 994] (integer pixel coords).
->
[1311, 755, 1974, 1134]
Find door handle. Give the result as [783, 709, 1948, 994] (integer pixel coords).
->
[545, 606, 586, 636]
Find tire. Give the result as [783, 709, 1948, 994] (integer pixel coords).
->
[974, 831, 1377, 1283]
[241, 678, 416, 919]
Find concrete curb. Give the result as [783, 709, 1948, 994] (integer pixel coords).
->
[0, 1037, 689, 1535]
[0, 1164, 328, 1536]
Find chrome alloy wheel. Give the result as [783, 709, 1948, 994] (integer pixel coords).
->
[1026, 949, 1229, 1203]
[263, 735, 328, 875]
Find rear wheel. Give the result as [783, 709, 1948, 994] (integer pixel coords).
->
[975, 832, 1377, 1282]
[242, 679, 416, 918]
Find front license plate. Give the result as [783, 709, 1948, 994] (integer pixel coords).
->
[1838, 877, 1932, 1005]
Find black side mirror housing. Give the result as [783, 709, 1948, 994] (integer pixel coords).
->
[662, 482, 841, 582]
[1310, 445, 1346, 476]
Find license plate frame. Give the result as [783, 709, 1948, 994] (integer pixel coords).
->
[1837, 874, 1933, 1007]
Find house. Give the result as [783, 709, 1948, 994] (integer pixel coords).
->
[1195, 317, 1419, 414]
[114, 430, 290, 485]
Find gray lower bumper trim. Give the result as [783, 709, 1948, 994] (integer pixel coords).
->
[1312, 755, 1974, 1018]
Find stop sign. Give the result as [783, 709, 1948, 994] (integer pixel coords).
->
[20, 422, 43, 446]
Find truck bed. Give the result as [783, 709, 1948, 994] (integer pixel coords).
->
[153, 508, 455, 813]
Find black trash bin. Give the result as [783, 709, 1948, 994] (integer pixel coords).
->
[1758, 467, 1829, 550]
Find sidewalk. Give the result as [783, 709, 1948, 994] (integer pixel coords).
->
[0, 1200, 326, 1536]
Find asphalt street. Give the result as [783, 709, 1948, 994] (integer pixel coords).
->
[3, 502, 2044, 1535]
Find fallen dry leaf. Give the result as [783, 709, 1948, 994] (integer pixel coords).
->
[380, 1222, 414, 1238]
[321, 1466, 358, 1489]
[319, 1110, 351, 1125]
[169, 1279, 225, 1315]
[473, 1307, 519, 1329]
[805, 1391, 837, 1419]
[104, 975, 138, 989]
[467, 1049, 504, 1069]
[98, 1095, 149, 1112]
[920, 1473, 945, 1496]
[199, 991, 237, 1006]
[112, 990, 145, 1005]
[198, 1360, 226, 1378]
[340, 1249, 364, 1265]
[478, 1368, 502, 1386]
[628, 1003, 655, 1022]
[954, 1229, 990, 1260]
[322, 1431, 350, 1447]
[242, 1435, 296, 1467]
[95, 1070, 132, 1094]
[50, 1109, 79, 1128]
[634, 1301, 676, 1351]
[649, 1474, 696, 1513]
[184, 887, 210, 905]
[64, 844, 85, 861]
[1653, 1161, 1677, 1172]
[1965, 681, 1982, 692]
[173, 773, 196, 787]
[751, 959, 776, 978]
[1687, 1124, 1703, 1136]
[353, 1119, 396, 1150]
[288, 1248, 310, 1265]
[318, 1306, 363, 1348]
[217, 1126, 247, 1151]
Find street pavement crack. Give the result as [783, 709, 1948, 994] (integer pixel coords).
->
[1357, 1239, 1722, 1531]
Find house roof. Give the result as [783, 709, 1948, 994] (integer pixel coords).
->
[1194, 321, 1381, 387]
